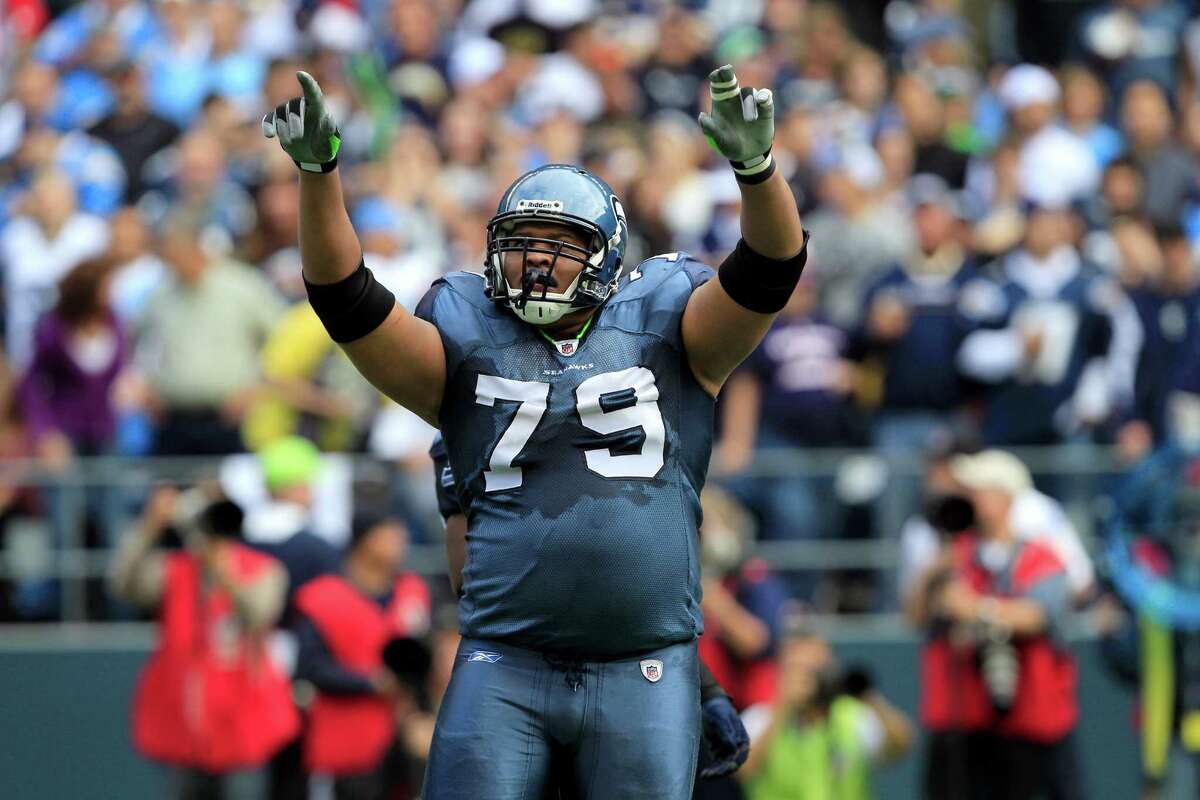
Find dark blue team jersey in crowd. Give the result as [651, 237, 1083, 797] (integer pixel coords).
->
[743, 312, 851, 447]
[1129, 286, 1200, 439]
[862, 261, 995, 412]
[416, 254, 715, 657]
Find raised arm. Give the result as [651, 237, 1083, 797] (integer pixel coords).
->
[682, 66, 807, 397]
[264, 72, 445, 425]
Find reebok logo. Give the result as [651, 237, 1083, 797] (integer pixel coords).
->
[468, 651, 502, 663]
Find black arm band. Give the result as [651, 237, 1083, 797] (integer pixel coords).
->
[699, 660, 727, 703]
[717, 231, 811, 314]
[304, 260, 396, 343]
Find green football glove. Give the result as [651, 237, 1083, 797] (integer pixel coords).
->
[261, 71, 342, 174]
[697, 65, 776, 184]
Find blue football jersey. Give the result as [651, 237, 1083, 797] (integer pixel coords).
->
[416, 253, 716, 656]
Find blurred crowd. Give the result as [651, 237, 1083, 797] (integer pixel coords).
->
[6, 1, 1200, 795]
[1, 0, 1200, 605]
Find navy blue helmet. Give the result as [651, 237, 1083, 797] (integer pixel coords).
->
[485, 164, 627, 325]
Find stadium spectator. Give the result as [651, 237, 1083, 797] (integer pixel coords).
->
[738, 612, 913, 799]
[958, 199, 1141, 447]
[0, 353, 39, 621]
[890, 71, 969, 190]
[1072, 0, 1187, 100]
[1121, 80, 1196, 230]
[697, 486, 789, 712]
[1122, 224, 1200, 451]
[805, 144, 915, 328]
[1060, 65, 1124, 170]
[1, 168, 109, 367]
[860, 174, 998, 539]
[87, 59, 180, 203]
[242, 435, 341, 611]
[999, 64, 1100, 209]
[242, 290, 380, 454]
[910, 450, 1085, 800]
[106, 204, 167, 325]
[715, 271, 859, 546]
[294, 513, 433, 799]
[110, 487, 296, 799]
[135, 211, 283, 455]
[18, 257, 127, 465]
[15, 256, 130, 617]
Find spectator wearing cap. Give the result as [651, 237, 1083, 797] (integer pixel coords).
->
[999, 64, 1100, 209]
[1121, 79, 1196, 230]
[241, 436, 341, 611]
[110, 487, 296, 799]
[958, 196, 1141, 447]
[714, 269, 861, 552]
[738, 611, 913, 800]
[135, 212, 283, 455]
[909, 449, 1085, 800]
[88, 59, 181, 203]
[859, 174, 1003, 539]
[294, 513, 433, 797]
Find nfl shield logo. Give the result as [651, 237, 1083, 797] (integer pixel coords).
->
[557, 340, 576, 356]
[640, 658, 663, 683]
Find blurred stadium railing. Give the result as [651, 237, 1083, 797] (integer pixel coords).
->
[0, 443, 1126, 623]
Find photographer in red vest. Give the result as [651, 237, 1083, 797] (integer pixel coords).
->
[915, 450, 1083, 800]
[294, 513, 433, 799]
[110, 487, 297, 799]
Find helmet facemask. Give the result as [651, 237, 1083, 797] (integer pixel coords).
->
[485, 214, 617, 326]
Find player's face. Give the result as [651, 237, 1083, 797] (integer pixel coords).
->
[501, 221, 594, 296]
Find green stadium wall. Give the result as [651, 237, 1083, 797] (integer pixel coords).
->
[0, 632, 1143, 799]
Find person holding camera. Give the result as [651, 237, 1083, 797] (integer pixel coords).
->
[293, 513, 433, 800]
[109, 486, 297, 799]
[737, 612, 913, 800]
[913, 450, 1085, 800]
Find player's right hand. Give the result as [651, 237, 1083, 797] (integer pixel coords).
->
[262, 71, 342, 173]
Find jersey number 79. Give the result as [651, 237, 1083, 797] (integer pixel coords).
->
[474, 367, 666, 491]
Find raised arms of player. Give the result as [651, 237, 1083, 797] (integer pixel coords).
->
[681, 66, 807, 397]
[263, 72, 445, 425]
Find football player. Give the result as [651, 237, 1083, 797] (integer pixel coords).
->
[429, 434, 751, 794]
[263, 65, 807, 799]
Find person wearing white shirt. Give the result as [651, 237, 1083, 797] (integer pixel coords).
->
[0, 169, 109, 367]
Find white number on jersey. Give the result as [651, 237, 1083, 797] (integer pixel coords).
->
[574, 366, 666, 478]
[475, 368, 666, 490]
[475, 375, 550, 492]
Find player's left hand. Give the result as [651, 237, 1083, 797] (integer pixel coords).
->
[697, 65, 775, 184]
[698, 695, 750, 778]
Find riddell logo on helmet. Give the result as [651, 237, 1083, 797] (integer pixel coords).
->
[516, 199, 564, 213]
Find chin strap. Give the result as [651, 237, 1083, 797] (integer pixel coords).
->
[514, 239, 565, 310]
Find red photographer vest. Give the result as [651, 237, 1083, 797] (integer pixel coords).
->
[295, 572, 430, 775]
[133, 547, 298, 771]
[921, 534, 1078, 742]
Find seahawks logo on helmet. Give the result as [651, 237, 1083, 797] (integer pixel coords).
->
[484, 165, 627, 326]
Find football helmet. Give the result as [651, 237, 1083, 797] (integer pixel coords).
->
[485, 164, 627, 326]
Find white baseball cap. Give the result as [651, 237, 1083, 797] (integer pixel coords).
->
[950, 450, 1033, 496]
[999, 64, 1060, 110]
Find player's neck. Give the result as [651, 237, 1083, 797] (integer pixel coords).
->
[540, 307, 597, 340]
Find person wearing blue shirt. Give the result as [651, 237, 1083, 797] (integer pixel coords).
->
[1122, 224, 1200, 447]
[861, 174, 1004, 540]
